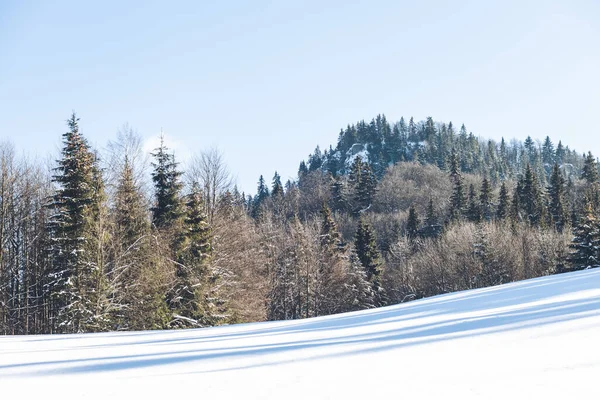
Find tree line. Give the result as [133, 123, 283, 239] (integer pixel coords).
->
[1, 113, 599, 335]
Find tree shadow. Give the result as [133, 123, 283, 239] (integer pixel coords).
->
[3, 269, 599, 378]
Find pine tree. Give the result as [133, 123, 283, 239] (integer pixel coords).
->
[524, 136, 536, 162]
[111, 156, 170, 330]
[581, 152, 600, 213]
[466, 184, 481, 223]
[320, 203, 343, 251]
[548, 163, 567, 232]
[252, 175, 270, 219]
[496, 181, 510, 221]
[421, 198, 442, 238]
[46, 113, 106, 333]
[151, 135, 184, 228]
[406, 205, 420, 238]
[341, 251, 375, 312]
[425, 198, 436, 226]
[271, 171, 284, 199]
[581, 152, 599, 184]
[330, 176, 348, 214]
[348, 156, 376, 215]
[315, 204, 347, 316]
[448, 149, 460, 180]
[514, 164, 545, 226]
[448, 150, 466, 221]
[172, 183, 225, 327]
[298, 161, 308, 179]
[114, 157, 149, 246]
[541, 136, 555, 166]
[555, 141, 565, 165]
[408, 117, 418, 142]
[568, 202, 600, 270]
[354, 218, 384, 305]
[479, 177, 493, 222]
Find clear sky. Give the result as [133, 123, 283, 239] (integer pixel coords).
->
[1, 0, 599, 193]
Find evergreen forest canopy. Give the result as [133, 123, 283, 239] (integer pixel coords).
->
[1, 112, 599, 335]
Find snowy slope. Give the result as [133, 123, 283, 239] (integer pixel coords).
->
[2, 270, 600, 399]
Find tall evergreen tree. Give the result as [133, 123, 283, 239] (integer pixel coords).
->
[479, 177, 493, 222]
[320, 203, 343, 251]
[581, 152, 600, 213]
[541, 136, 555, 166]
[448, 150, 466, 220]
[46, 113, 106, 333]
[252, 175, 270, 219]
[568, 202, 600, 270]
[421, 198, 442, 238]
[555, 141, 565, 165]
[520, 164, 545, 226]
[406, 205, 420, 239]
[354, 218, 384, 305]
[111, 156, 170, 330]
[548, 163, 568, 232]
[425, 198, 437, 226]
[330, 177, 348, 214]
[348, 156, 377, 214]
[172, 183, 224, 327]
[581, 152, 599, 184]
[151, 135, 184, 228]
[466, 184, 481, 223]
[271, 171, 284, 199]
[496, 181, 510, 221]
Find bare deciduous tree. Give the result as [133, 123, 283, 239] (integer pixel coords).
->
[187, 147, 234, 222]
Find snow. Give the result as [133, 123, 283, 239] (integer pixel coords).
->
[2, 269, 600, 399]
[345, 143, 370, 169]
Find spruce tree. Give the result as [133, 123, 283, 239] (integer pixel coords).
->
[581, 152, 599, 184]
[448, 150, 466, 221]
[172, 183, 224, 327]
[316, 204, 346, 316]
[342, 250, 376, 312]
[354, 218, 384, 305]
[112, 157, 169, 330]
[151, 135, 184, 228]
[466, 184, 481, 223]
[320, 203, 343, 251]
[425, 198, 437, 226]
[271, 171, 284, 199]
[330, 177, 348, 214]
[548, 163, 567, 232]
[348, 156, 376, 215]
[298, 161, 308, 180]
[518, 164, 545, 226]
[541, 136, 555, 166]
[420, 197, 442, 238]
[252, 175, 270, 219]
[568, 202, 600, 270]
[46, 113, 106, 333]
[406, 205, 420, 239]
[496, 181, 510, 221]
[479, 177, 493, 222]
[555, 141, 565, 165]
[581, 152, 600, 213]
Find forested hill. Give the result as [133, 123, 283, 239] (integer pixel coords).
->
[299, 114, 586, 183]
[2, 113, 600, 336]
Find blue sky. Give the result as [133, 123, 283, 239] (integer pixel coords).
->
[1, 0, 599, 193]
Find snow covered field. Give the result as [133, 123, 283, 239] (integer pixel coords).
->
[2, 269, 600, 399]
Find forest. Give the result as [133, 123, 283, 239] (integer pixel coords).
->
[1, 113, 599, 335]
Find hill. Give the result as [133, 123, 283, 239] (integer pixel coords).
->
[2, 269, 600, 399]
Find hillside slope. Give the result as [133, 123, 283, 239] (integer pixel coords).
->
[2, 269, 600, 399]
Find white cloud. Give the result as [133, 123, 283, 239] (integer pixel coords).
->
[143, 131, 184, 156]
